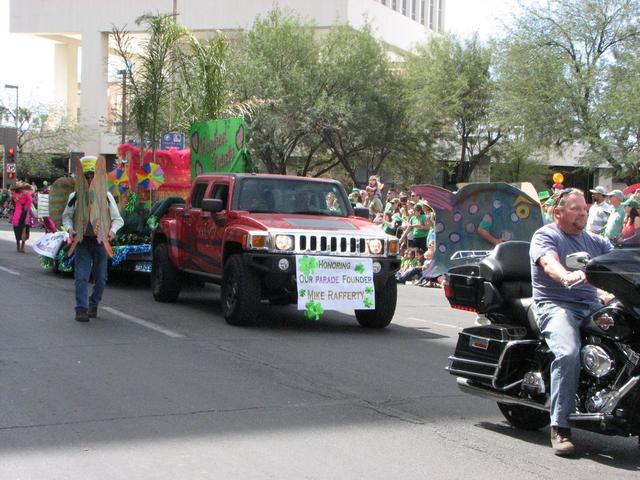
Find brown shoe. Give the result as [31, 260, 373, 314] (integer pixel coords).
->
[550, 427, 575, 456]
[87, 305, 98, 318]
[75, 309, 89, 322]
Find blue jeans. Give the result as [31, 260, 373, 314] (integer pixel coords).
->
[74, 238, 108, 312]
[534, 301, 599, 428]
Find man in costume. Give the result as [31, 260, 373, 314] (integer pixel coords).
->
[62, 156, 124, 322]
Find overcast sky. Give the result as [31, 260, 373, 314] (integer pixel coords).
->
[0, 0, 522, 108]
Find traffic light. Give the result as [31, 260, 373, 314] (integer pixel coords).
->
[7, 147, 16, 162]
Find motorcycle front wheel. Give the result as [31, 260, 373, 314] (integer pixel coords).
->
[497, 403, 550, 430]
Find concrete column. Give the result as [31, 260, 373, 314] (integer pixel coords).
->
[54, 42, 79, 122]
[78, 30, 109, 156]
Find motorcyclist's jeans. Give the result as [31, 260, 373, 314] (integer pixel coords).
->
[534, 301, 599, 428]
[74, 238, 108, 312]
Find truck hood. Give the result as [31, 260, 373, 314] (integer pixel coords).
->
[243, 213, 381, 234]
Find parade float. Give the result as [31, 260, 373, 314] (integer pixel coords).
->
[37, 117, 250, 275]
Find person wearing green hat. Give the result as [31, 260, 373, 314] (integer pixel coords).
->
[603, 190, 625, 240]
[542, 197, 555, 224]
[618, 198, 640, 244]
[62, 155, 124, 322]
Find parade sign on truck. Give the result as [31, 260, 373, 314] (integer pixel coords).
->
[189, 117, 251, 178]
[296, 255, 376, 319]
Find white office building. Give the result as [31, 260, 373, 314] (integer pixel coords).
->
[9, 0, 445, 156]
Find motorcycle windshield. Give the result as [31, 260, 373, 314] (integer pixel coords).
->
[586, 248, 640, 310]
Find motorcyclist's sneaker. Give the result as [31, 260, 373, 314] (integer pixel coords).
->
[550, 427, 575, 456]
[75, 309, 89, 322]
[88, 305, 98, 318]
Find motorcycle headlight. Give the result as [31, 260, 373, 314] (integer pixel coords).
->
[368, 239, 383, 255]
[274, 234, 294, 251]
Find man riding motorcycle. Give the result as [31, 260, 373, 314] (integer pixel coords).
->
[530, 188, 613, 455]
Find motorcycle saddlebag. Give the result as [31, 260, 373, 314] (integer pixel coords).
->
[445, 266, 503, 313]
[447, 324, 539, 390]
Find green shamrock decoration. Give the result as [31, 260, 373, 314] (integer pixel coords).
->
[354, 263, 365, 274]
[365, 286, 373, 294]
[298, 289, 306, 298]
[147, 215, 158, 231]
[304, 300, 324, 321]
[300, 256, 319, 276]
[363, 297, 373, 308]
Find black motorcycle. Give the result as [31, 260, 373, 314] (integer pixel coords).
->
[444, 241, 640, 441]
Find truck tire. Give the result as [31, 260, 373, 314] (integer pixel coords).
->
[152, 243, 181, 302]
[355, 276, 397, 328]
[222, 255, 261, 326]
[497, 403, 550, 430]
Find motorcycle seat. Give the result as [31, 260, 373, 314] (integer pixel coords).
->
[480, 241, 533, 300]
[502, 297, 542, 339]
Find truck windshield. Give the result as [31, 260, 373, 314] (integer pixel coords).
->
[236, 178, 351, 217]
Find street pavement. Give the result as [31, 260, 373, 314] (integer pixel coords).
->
[0, 225, 638, 479]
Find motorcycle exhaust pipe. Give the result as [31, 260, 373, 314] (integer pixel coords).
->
[456, 378, 548, 411]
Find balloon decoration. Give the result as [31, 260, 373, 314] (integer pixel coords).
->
[107, 168, 130, 196]
[136, 162, 165, 190]
[552, 172, 564, 184]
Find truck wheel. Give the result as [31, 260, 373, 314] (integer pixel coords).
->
[497, 403, 549, 430]
[355, 276, 397, 328]
[222, 255, 260, 326]
[152, 243, 181, 302]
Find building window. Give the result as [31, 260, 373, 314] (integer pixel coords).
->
[420, 0, 426, 25]
[411, 0, 417, 20]
[402, 0, 407, 16]
[438, 0, 444, 31]
[381, 0, 387, 5]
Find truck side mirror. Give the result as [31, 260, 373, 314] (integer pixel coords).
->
[201, 198, 224, 213]
[353, 207, 370, 219]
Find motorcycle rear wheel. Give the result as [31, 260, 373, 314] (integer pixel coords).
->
[497, 403, 550, 431]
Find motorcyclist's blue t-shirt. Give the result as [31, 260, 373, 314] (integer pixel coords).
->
[530, 223, 613, 308]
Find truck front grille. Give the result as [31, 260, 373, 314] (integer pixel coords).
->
[296, 234, 369, 256]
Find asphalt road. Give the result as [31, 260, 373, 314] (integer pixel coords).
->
[0, 226, 638, 479]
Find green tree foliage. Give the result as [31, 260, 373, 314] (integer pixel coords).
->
[496, 0, 640, 177]
[0, 102, 83, 179]
[489, 139, 550, 188]
[230, 8, 320, 175]
[405, 34, 500, 183]
[112, 13, 188, 157]
[312, 24, 411, 184]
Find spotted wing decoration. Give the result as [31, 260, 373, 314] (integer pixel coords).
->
[411, 183, 543, 273]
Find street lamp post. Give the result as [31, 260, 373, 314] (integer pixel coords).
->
[4, 84, 19, 129]
[117, 70, 127, 146]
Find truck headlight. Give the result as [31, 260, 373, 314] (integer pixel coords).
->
[274, 234, 294, 251]
[368, 239, 383, 255]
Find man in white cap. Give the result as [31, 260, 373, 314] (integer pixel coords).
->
[586, 186, 611, 235]
[603, 189, 625, 241]
[62, 156, 124, 322]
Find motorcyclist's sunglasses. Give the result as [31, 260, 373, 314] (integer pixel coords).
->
[553, 188, 579, 207]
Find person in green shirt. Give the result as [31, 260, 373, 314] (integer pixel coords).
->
[604, 190, 625, 240]
[406, 202, 432, 250]
[381, 198, 403, 237]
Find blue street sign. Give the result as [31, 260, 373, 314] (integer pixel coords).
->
[161, 132, 185, 150]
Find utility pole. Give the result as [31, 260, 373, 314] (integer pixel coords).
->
[4, 84, 19, 130]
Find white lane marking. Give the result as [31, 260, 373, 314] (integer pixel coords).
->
[0, 266, 20, 276]
[102, 306, 185, 338]
[408, 316, 461, 329]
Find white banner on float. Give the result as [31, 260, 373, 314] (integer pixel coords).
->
[296, 255, 375, 311]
